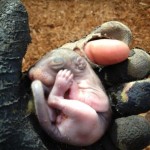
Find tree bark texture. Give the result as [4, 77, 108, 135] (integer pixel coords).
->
[0, 0, 49, 149]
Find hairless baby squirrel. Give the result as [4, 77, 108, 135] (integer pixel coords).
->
[29, 21, 132, 146]
[29, 48, 112, 146]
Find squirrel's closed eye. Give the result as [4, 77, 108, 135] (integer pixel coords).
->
[49, 57, 65, 70]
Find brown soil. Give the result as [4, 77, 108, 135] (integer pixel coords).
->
[21, 0, 150, 149]
[21, 0, 150, 71]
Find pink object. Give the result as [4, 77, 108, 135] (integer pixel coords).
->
[84, 39, 130, 66]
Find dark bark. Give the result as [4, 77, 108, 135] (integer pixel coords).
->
[0, 0, 48, 149]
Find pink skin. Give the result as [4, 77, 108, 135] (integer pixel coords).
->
[84, 39, 130, 65]
[29, 39, 128, 146]
[31, 69, 111, 146]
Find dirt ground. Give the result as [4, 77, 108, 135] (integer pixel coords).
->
[21, 0, 150, 71]
[21, 0, 150, 149]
